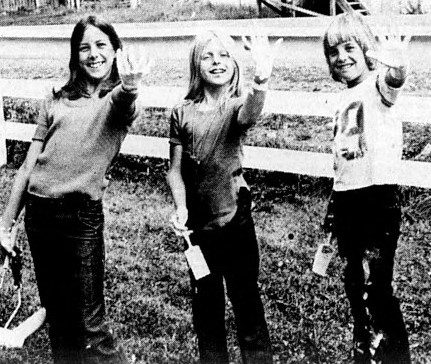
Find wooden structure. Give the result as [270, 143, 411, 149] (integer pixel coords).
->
[335, 0, 370, 15]
[257, 0, 371, 17]
[2, 78, 431, 188]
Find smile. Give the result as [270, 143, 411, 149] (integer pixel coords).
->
[87, 61, 105, 69]
[209, 68, 226, 74]
[337, 63, 354, 71]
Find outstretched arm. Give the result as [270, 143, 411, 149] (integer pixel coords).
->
[237, 34, 282, 126]
[112, 46, 152, 118]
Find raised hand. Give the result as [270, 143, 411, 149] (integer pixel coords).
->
[366, 25, 411, 70]
[242, 33, 283, 85]
[116, 46, 152, 91]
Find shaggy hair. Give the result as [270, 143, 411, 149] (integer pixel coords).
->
[323, 12, 377, 82]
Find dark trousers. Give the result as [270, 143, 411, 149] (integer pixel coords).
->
[25, 193, 128, 364]
[333, 185, 410, 364]
[189, 189, 273, 364]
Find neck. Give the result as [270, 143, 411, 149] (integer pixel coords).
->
[347, 69, 371, 88]
[85, 80, 102, 95]
[201, 83, 228, 108]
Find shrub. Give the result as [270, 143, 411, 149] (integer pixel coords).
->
[400, 0, 431, 14]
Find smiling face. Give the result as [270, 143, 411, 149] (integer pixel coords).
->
[78, 25, 116, 85]
[328, 40, 370, 87]
[199, 38, 235, 89]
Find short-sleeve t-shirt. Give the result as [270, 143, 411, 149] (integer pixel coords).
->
[28, 85, 139, 200]
[170, 97, 250, 230]
[333, 70, 403, 191]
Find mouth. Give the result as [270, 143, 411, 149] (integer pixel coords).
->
[337, 63, 354, 72]
[209, 68, 226, 74]
[86, 60, 105, 69]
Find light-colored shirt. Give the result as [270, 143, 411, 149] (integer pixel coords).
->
[333, 69, 403, 191]
[28, 85, 139, 200]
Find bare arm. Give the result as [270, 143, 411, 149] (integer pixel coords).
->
[238, 35, 282, 127]
[166, 144, 188, 230]
[237, 87, 266, 127]
[0, 140, 43, 253]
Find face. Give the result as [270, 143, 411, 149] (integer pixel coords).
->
[328, 40, 369, 87]
[199, 38, 235, 88]
[78, 25, 116, 84]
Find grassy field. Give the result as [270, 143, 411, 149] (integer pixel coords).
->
[0, 153, 430, 364]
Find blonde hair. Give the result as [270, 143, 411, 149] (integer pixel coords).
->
[185, 30, 243, 105]
[323, 12, 377, 82]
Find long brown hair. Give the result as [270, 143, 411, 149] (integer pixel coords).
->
[55, 15, 122, 100]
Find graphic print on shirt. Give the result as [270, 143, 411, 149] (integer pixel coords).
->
[334, 101, 367, 172]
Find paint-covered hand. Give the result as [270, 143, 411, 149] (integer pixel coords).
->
[366, 27, 411, 71]
[242, 34, 283, 85]
[170, 206, 188, 236]
[0, 223, 17, 257]
[117, 47, 152, 91]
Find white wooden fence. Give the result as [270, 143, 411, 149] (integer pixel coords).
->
[1, 78, 431, 188]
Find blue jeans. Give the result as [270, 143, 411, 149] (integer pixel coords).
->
[189, 188, 273, 364]
[25, 193, 128, 364]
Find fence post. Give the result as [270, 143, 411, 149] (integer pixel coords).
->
[0, 93, 7, 166]
[330, 0, 336, 15]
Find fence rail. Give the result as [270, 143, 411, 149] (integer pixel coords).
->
[1, 78, 431, 188]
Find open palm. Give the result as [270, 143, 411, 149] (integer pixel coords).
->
[117, 46, 152, 90]
[366, 27, 411, 69]
[242, 33, 283, 84]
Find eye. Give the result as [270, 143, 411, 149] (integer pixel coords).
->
[220, 51, 230, 58]
[201, 53, 212, 61]
[96, 41, 107, 48]
[328, 48, 338, 57]
[79, 45, 89, 52]
[345, 42, 357, 52]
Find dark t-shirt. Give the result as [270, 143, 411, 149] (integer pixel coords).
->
[170, 97, 252, 230]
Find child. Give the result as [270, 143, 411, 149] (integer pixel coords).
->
[167, 31, 281, 364]
[0, 16, 150, 364]
[323, 13, 411, 364]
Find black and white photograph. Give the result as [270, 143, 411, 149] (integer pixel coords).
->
[0, 0, 430, 363]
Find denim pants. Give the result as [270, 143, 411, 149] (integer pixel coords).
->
[189, 188, 273, 364]
[25, 193, 128, 364]
[333, 185, 411, 364]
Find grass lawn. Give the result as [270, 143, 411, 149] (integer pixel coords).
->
[0, 155, 430, 363]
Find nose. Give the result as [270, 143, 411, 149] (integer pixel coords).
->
[88, 45, 98, 59]
[212, 53, 221, 64]
[337, 48, 349, 62]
